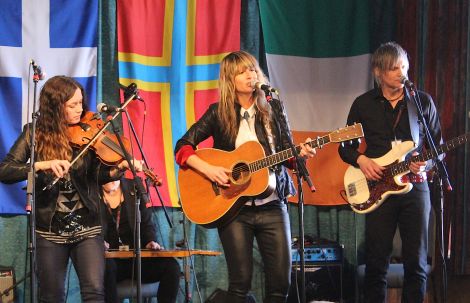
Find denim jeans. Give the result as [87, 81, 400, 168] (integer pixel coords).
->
[36, 235, 105, 302]
[218, 202, 292, 303]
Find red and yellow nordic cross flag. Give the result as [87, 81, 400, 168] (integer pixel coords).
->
[117, 0, 240, 207]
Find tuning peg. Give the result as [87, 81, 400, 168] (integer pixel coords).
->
[341, 142, 344, 147]
[357, 138, 361, 144]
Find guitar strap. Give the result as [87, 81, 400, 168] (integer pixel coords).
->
[405, 89, 420, 145]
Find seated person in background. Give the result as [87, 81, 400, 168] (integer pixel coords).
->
[101, 178, 181, 303]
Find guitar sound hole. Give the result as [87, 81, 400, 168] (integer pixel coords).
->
[231, 162, 250, 184]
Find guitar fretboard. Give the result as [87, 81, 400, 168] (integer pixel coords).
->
[387, 133, 469, 177]
[248, 135, 331, 172]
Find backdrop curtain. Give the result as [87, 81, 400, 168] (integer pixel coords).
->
[395, 0, 470, 276]
[0, 1, 469, 302]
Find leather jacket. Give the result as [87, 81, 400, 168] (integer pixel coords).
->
[0, 125, 119, 231]
[101, 178, 156, 248]
[174, 101, 296, 200]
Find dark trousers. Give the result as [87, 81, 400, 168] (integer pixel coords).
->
[218, 202, 292, 303]
[36, 235, 105, 302]
[364, 186, 431, 303]
[105, 257, 181, 303]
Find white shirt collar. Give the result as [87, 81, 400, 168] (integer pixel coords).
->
[240, 103, 256, 119]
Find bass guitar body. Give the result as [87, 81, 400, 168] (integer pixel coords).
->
[344, 141, 415, 214]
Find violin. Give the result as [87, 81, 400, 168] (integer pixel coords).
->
[67, 111, 162, 187]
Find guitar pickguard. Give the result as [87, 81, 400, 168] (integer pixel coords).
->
[349, 176, 408, 212]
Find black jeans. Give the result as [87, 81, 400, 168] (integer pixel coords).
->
[364, 186, 431, 303]
[105, 257, 181, 303]
[218, 202, 292, 303]
[36, 235, 105, 302]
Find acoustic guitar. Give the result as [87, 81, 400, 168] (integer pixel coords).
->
[344, 133, 469, 214]
[178, 124, 363, 228]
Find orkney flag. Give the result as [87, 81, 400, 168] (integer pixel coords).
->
[0, 0, 98, 214]
[117, 0, 241, 207]
[260, 0, 373, 205]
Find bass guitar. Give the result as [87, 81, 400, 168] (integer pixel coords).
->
[344, 133, 469, 214]
[178, 123, 363, 228]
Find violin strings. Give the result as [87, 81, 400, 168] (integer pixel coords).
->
[101, 136, 124, 156]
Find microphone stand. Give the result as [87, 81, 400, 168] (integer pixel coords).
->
[265, 91, 315, 303]
[24, 65, 44, 303]
[405, 82, 451, 303]
[178, 207, 192, 303]
[107, 116, 147, 303]
[104, 85, 155, 303]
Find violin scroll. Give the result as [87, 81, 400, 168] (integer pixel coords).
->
[144, 168, 163, 187]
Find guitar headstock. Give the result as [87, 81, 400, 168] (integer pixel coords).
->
[329, 123, 364, 143]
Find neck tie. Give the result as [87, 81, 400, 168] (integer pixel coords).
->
[243, 111, 250, 121]
[243, 111, 252, 131]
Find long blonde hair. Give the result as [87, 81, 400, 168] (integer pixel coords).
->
[217, 50, 271, 141]
[35, 76, 88, 161]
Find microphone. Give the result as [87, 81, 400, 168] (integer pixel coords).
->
[119, 83, 144, 101]
[31, 59, 46, 80]
[97, 102, 121, 114]
[251, 81, 279, 95]
[400, 76, 414, 89]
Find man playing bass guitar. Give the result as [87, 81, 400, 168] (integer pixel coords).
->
[338, 42, 443, 303]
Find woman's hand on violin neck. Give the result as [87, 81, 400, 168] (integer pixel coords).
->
[34, 160, 71, 178]
[118, 159, 144, 172]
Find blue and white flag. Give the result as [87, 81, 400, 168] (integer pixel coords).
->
[0, 0, 98, 214]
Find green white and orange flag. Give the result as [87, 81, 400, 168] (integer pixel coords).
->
[259, 0, 373, 205]
[117, 0, 240, 207]
[260, 0, 373, 132]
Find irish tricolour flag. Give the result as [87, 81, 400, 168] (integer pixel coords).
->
[259, 0, 373, 205]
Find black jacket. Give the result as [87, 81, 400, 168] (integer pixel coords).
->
[338, 87, 443, 166]
[0, 124, 119, 231]
[174, 102, 296, 201]
[101, 178, 156, 248]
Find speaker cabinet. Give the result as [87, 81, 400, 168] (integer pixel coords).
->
[287, 264, 342, 303]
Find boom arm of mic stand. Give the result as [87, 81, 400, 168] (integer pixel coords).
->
[406, 86, 452, 190]
[121, 109, 173, 228]
[269, 98, 315, 190]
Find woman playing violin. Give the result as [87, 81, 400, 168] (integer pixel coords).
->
[0, 75, 142, 302]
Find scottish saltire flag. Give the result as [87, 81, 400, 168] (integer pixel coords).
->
[0, 0, 98, 214]
[259, 0, 373, 205]
[117, 0, 240, 207]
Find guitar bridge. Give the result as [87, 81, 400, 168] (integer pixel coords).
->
[211, 182, 220, 196]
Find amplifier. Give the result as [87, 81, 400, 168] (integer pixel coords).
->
[291, 244, 343, 264]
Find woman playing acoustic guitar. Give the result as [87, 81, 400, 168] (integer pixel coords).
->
[175, 51, 316, 302]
